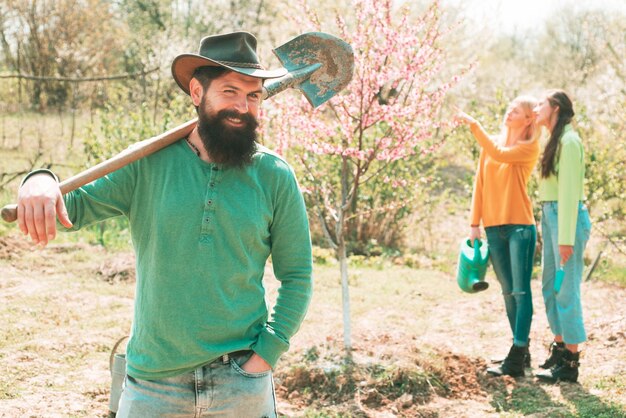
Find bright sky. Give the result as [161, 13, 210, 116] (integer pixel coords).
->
[440, 0, 626, 34]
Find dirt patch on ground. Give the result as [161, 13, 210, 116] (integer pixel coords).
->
[0, 233, 31, 260]
[0, 232, 136, 283]
[437, 351, 493, 399]
[96, 253, 136, 283]
[275, 334, 515, 416]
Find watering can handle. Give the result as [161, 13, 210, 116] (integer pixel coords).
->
[473, 239, 480, 262]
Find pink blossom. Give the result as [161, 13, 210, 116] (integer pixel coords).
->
[263, 0, 469, 234]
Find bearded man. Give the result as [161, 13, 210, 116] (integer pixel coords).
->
[16, 32, 313, 417]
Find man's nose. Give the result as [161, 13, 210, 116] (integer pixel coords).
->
[232, 96, 249, 113]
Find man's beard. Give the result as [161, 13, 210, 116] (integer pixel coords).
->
[196, 97, 259, 168]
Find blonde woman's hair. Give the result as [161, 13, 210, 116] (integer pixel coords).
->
[504, 95, 538, 142]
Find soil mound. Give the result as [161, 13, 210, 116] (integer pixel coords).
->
[0, 233, 31, 260]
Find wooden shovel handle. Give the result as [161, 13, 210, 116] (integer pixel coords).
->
[1, 118, 198, 223]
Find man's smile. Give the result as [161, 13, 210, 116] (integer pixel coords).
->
[224, 115, 245, 126]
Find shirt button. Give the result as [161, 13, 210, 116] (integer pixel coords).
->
[210, 182, 215, 187]
[207, 200, 213, 205]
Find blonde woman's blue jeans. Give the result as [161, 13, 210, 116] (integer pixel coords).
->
[541, 202, 592, 345]
[485, 224, 536, 347]
[115, 351, 277, 418]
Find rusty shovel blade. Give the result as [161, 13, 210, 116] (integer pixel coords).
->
[263, 32, 354, 108]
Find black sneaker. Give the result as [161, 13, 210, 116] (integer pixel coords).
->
[492, 344, 531, 368]
[536, 350, 580, 383]
[539, 341, 565, 369]
[487, 344, 526, 377]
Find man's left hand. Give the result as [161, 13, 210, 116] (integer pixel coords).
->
[241, 353, 272, 373]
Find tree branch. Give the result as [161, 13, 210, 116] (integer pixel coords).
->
[0, 67, 160, 82]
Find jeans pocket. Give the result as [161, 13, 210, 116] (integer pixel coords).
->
[580, 209, 592, 242]
[230, 358, 272, 378]
[514, 226, 531, 241]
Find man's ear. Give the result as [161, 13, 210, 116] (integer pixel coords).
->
[189, 78, 204, 107]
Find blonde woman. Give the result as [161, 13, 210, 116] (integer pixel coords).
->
[457, 96, 539, 377]
[533, 90, 591, 383]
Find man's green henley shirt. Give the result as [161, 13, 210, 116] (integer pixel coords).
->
[62, 140, 313, 380]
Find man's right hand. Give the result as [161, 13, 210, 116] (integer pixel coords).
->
[17, 173, 72, 246]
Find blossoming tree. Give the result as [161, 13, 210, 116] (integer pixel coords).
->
[265, 0, 467, 351]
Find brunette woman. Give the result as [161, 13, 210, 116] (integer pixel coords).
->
[533, 90, 591, 383]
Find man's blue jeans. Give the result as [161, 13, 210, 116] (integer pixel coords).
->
[116, 351, 277, 418]
[485, 224, 536, 347]
[541, 202, 592, 344]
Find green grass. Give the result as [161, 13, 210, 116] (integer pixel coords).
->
[492, 384, 564, 415]
[488, 381, 626, 417]
[594, 373, 626, 394]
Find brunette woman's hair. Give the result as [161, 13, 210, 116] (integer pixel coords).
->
[540, 90, 575, 178]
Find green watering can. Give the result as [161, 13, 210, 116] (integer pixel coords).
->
[456, 238, 490, 293]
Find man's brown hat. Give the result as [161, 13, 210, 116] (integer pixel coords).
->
[171, 31, 287, 95]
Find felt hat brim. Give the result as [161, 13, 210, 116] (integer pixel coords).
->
[171, 54, 287, 95]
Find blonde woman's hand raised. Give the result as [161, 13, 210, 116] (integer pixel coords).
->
[454, 106, 478, 126]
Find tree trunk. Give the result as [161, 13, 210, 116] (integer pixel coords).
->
[70, 84, 77, 148]
[338, 155, 352, 353]
[338, 236, 351, 352]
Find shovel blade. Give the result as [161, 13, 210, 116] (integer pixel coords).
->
[273, 32, 354, 107]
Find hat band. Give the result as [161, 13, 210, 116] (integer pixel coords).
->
[216, 60, 264, 70]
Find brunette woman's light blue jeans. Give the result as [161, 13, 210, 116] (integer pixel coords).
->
[485, 224, 536, 347]
[115, 351, 277, 418]
[541, 202, 592, 345]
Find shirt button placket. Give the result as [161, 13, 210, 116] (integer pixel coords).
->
[200, 166, 218, 238]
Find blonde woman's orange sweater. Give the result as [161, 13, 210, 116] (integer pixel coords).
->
[470, 123, 540, 228]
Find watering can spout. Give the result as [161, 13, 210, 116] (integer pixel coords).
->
[456, 238, 490, 293]
[469, 272, 489, 292]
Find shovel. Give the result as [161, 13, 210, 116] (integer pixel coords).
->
[1, 32, 354, 223]
[266, 32, 354, 107]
